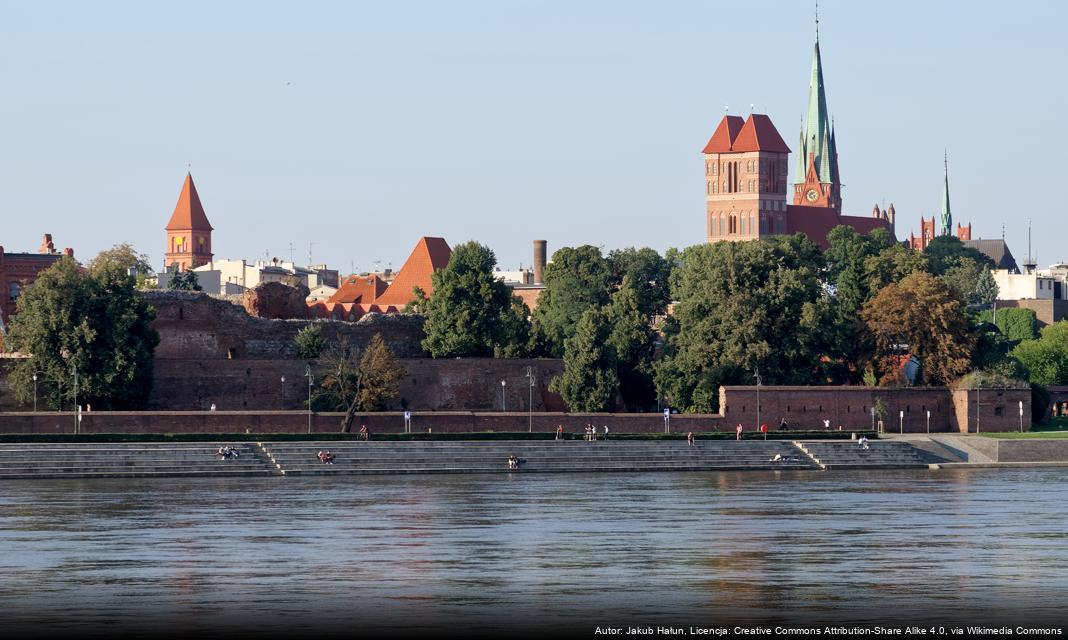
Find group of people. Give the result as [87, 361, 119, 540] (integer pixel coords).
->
[583, 424, 608, 441]
[316, 450, 335, 464]
[216, 445, 240, 459]
[506, 454, 524, 470]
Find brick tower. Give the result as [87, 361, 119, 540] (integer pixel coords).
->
[703, 113, 791, 243]
[164, 173, 213, 271]
[792, 30, 841, 212]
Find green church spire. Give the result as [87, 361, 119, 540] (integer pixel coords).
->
[797, 22, 837, 186]
[940, 153, 952, 235]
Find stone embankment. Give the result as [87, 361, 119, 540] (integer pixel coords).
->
[0, 439, 958, 479]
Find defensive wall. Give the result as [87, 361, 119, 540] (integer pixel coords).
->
[721, 385, 1030, 433]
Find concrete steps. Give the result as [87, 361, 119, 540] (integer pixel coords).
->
[259, 441, 821, 475]
[0, 443, 275, 479]
[797, 441, 938, 469]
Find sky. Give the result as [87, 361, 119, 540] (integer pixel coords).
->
[1, 0, 1066, 274]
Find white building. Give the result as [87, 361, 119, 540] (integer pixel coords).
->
[993, 265, 1068, 301]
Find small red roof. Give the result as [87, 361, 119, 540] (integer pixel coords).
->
[165, 173, 213, 231]
[374, 237, 452, 306]
[731, 114, 791, 153]
[702, 115, 745, 153]
[327, 274, 388, 304]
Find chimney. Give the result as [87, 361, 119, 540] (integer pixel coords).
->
[533, 240, 547, 285]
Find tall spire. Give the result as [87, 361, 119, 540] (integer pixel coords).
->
[799, 25, 835, 184]
[940, 152, 952, 236]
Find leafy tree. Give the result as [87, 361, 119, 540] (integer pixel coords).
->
[529, 245, 612, 357]
[402, 286, 429, 314]
[353, 333, 405, 412]
[549, 306, 618, 412]
[294, 323, 325, 359]
[167, 268, 202, 291]
[310, 341, 359, 412]
[654, 234, 827, 413]
[923, 235, 994, 275]
[606, 247, 673, 318]
[605, 277, 657, 411]
[939, 257, 998, 306]
[421, 241, 528, 357]
[87, 243, 155, 288]
[6, 257, 159, 409]
[977, 307, 1038, 344]
[1011, 321, 1068, 386]
[860, 271, 975, 385]
[863, 243, 928, 293]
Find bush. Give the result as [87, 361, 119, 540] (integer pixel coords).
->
[294, 324, 325, 359]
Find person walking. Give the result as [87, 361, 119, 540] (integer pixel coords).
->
[735, 423, 744, 441]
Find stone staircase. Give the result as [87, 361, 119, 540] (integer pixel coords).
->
[258, 440, 821, 475]
[796, 440, 943, 469]
[0, 443, 276, 479]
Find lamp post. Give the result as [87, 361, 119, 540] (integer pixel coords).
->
[72, 365, 79, 435]
[525, 366, 535, 433]
[976, 382, 981, 434]
[899, 409, 904, 435]
[1019, 400, 1024, 433]
[304, 364, 313, 435]
[753, 368, 762, 433]
[32, 373, 38, 413]
[870, 406, 875, 432]
[280, 375, 287, 409]
[501, 379, 507, 412]
[926, 409, 931, 434]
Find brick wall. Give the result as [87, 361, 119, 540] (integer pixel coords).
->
[950, 388, 1030, 433]
[0, 410, 719, 435]
[150, 358, 567, 412]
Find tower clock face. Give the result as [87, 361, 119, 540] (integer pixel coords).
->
[805, 189, 819, 202]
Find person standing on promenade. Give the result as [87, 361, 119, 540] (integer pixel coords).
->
[556, 424, 564, 441]
[603, 425, 609, 440]
[735, 423, 744, 441]
[687, 431, 695, 447]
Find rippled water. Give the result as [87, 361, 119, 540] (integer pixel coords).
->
[1, 469, 1066, 636]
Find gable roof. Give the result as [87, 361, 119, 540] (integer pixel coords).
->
[963, 239, 1020, 272]
[702, 115, 745, 153]
[166, 173, 213, 231]
[327, 273, 388, 304]
[731, 114, 791, 153]
[373, 237, 452, 306]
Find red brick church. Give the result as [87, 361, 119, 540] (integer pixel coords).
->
[702, 30, 894, 249]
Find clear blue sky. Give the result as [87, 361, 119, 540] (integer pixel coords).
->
[2, 0, 1065, 273]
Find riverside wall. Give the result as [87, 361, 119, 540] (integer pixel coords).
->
[0, 411, 720, 435]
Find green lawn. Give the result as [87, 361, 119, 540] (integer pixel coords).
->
[982, 431, 1068, 439]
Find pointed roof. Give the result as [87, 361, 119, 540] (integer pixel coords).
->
[797, 36, 837, 184]
[373, 237, 452, 306]
[327, 274, 389, 304]
[731, 114, 791, 153]
[702, 115, 745, 153]
[166, 173, 213, 231]
[940, 154, 952, 235]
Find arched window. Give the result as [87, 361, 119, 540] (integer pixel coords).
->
[9, 282, 21, 302]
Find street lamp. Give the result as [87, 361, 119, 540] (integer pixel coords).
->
[281, 375, 287, 409]
[525, 366, 536, 433]
[753, 368, 762, 433]
[1019, 400, 1024, 433]
[870, 406, 875, 432]
[304, 364, 313, 435]
[501, 379, 507, 412]
[71, 365, 79, 435]
[32, 373, 38, 413]
[899, 409, 904, 435]
[926, 409, 931, 434]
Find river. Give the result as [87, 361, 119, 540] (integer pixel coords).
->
[0, 468, 1065, 636]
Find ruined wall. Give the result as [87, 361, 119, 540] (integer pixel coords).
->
[149, 358, 566, 412]
[242, 282, 310, 319]
[145, 291, 427, 360]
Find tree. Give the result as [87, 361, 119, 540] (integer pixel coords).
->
[939, 257, 997, 306]
[859, 271, 975, 385]
[402, 286, 429, 314]
[974, 265, 998, 306]
[294, 324, 325, 359]
[529, 245, 612, 357]
[6, 256, 159, 409]
[167, 268, 202, 291]
[549, 306, 619, 412]
[863, 243, 928, 293]
[1011, 321, 1068, 386]
[923, 235, 994, 275]
[605, 277, 657, 411]
[310, 341, 360, 412]
[353, 333, 406, 412]
[977, 307, 1038, 343]
[421, 241, 528, 358]
[654, 234, 828, 413]
[606, 247, 673, 318]
[87, 243, 155, 288]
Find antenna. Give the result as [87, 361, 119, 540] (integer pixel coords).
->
[815, 0, 820, 39]
[288, 242, 295, 263]
[308, 242, 318, 266]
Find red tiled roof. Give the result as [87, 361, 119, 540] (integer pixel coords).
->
[326, 274, 388, 304]
[373, 237, 452, 306]
[731, 114, 791, 153]
[785, 206, 894, 250]
[165, 173, 213, 231]
[702, 115, 745, 153]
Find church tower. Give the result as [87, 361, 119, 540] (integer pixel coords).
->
[792, 27, 842, 212]
[164, 173, 214, 271]
[939, 154, 952, 236]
